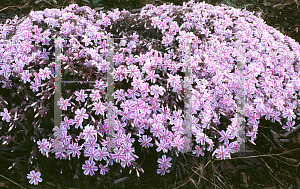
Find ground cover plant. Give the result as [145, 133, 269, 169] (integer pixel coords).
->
[0, 0, 300, 188]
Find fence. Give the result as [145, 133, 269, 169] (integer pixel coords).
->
[54, 36, 252, 154]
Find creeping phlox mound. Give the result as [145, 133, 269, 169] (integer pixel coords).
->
[0, 0, 300, 184]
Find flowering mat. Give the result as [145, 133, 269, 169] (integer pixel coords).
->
[1, 0, 300, 188]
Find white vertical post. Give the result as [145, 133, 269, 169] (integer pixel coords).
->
[235, 40, 252, 152]
[183, 38, 193, 152]
[54, 37, 121, 153]
[106, 37, 116, 152]
[54, 39, 62, 128]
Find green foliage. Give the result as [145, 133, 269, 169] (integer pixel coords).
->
[82, 0, 104, 8]
[225, 0, 253, 9]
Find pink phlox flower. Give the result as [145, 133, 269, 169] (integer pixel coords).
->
[75, 89, 88, 102]
[114, 119, 127, 133]
[195, 129, 208, 146]
[205, 138, 215, 152]
[120, 153, 135, 168]
[0, 108, 11, 122]
[145, 70, 159, 83]
[68, 142, 82, 158]
[39, 67, 51, 80]
[130, 32, 139, 43]
[114, 89, 127, 104]
[114, 52, 125, 65]
[150, 85, 165, 98]
[171, 109, 183, 123]
[218, 129, 235, 145]
[162, 34, 174, 47]
[101, 17, 111, 27]
[150, 16, 160, 29]
[127, 87, 140, 99]
[274, 97, 285, 111]
[111, 147, 125, 163]
[157, 156, 172, 169]
[59, 132, 72, 145]
[120, 100, 135, 112]
[20, 70, 32, 83]
[82, 125, 97, 141]
[270, 110, 282, 125]
[132, 76, 145, 91]
[94, 80, 107, 90]
[282, 108, 296, 122]
[158, 19, 168, 32]
[114, 66, 125, 81]
[192, 145, 205, 157]
[114, 130, 125, 146]
[125, 54, 136, 65]
[122, 142, 136, 157]
[52, 125, 67, 138]
[75, 108, 89, 122]
[50, 138, 64, 153]
[130, 109, 146, 126]
[171, 120, 185, 135]
[158, 106, 171, 120]
[57, 97, 71, 111]
[171, 135, 184, 151]
[247, 112, 260, 126]
[55, 150, 68, 160]
[27, 170, 42, 185]
[84, 147, 100, 162]
[82, 160, 98, 176]
[98, 147, 109, 161]
[30, 80, 41, 92]
[37, 139, 50, 156]
[282, 120, 295, 132]
[150, 123, 164, 137]
[61, 116, 73, 130]
[159, 129, 172, 141]
[99, 164, 109, 175]
[226, 141, 240, 153]
[262, 106, 273, 120]
[101, 137, 116, 152]
[123, 132, 135, 144]
[135, 123, 145, 135]
[72, 116, 83, 129]
[155, 139, 171, 153]
[92, 101, 106, 116]
[213, 145, 231, 160]
[132, 99, 145, 111]
[125, 65, 140, 78]
[89, 89, 101, 102]
[157, 166, 170, 176]
[55, 36, 64, 49]
[0, 64, 12, 78]
[138, 135, 153, 148]
[82, 35, 93, 46]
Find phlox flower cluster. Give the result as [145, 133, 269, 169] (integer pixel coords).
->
[0, 0, 300, 185]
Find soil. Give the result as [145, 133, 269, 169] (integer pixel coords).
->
[0, 0, 300, 188]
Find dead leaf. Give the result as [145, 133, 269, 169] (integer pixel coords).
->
[46, 181, 56, 187]
[94, 7, 104, 11]
[113, 177, 131, 184]
[263, 0, 272, 6]
[220, 160, 238, 177]
[241, 172, 248, 184]
[295, 0, 300, 8]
